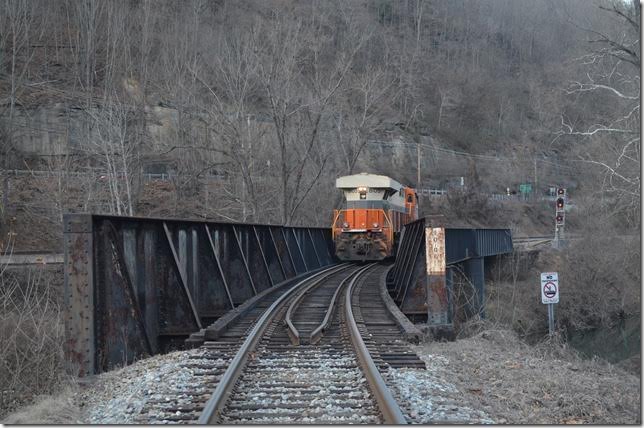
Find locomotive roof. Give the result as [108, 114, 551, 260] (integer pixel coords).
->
[336, 173, 405, 190]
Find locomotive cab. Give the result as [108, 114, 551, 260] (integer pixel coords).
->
[332, 173, 418, 261]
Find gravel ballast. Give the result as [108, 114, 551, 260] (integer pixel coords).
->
[3, 328, 639, 424]
[78, 349, 224, 424]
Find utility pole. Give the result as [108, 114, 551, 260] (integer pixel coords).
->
[417, 142, 421, 189]
[533, 158, 537, 188]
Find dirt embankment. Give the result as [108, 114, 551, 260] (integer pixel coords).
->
[414, 328, 640, 424]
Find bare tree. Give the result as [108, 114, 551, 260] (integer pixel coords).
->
[554, 0, 640, 225]
[254, 9, 365, 224]
[0, 0, 44, 166]
[85, 95, 136, 216]
[335, 62, 396, 174]
[190, 25, 270, 222]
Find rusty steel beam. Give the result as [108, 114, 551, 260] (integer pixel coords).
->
[163, 222, 203, 330]
[307, 229, 322, 269]
[253, 226, 274, 287]
[393, 221, 420, 300]
[391, 223, 409, 284]
[284, 228, 306, 274]
[396, 222, 425, 304]
[275, 227, 297, 277]
[268, 227, 287, 280]
[290, 228, 309, 272]
[231, 225, 257, 296]
[105, 221, 154, 355]
[205, 224, 235, 310]
[64, 213, 336, 376]
[63, 214, 95, 377]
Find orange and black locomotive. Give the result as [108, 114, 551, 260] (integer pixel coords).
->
[332, 173, 418, 261]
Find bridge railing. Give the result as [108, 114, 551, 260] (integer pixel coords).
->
[63, 213, 334, 376]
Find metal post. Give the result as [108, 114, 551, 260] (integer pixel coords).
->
[548, 303, 555, 336]
[533, 158, 537, 190]
[553, 227, 559, 249]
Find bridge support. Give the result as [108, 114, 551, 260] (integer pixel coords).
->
[426, 225, 451, 330]
[63, 214, 95, 377]
[464, 256, 485, 319]
[388, 217, 512, 335]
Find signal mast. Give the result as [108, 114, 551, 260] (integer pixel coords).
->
[554, 187, 566, 248]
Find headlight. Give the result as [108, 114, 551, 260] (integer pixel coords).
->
[342, 222, 350, 228]
[372, 223, 379, 228]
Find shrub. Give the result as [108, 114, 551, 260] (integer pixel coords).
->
[0, 265, 69, 419]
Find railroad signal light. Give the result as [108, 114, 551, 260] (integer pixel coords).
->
[556, 198, 565, 210]
[556, 214, 564, 225]
[557, 187, 566, 197]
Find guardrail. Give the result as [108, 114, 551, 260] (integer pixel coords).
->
[197, 264, 345, 424]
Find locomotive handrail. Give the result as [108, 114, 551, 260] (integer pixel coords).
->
[331, 209, 342, 240]
[382, 209, 395, 248]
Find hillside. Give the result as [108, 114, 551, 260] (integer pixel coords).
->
[0, 0, 639, 420]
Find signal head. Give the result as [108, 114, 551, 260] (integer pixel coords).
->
[555, 214, 564, 225]
[557, 187, 566, 196]
[556, 198, 565, 209]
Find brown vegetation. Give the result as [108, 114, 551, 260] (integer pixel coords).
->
[0, 0, 639, 230]
[0, 264, 69, 420]
[416, 328, 640, 424]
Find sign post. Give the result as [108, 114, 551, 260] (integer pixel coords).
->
[540, 272, 559, 336]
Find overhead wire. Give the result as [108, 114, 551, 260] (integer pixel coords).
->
[366, 140, 580, 172]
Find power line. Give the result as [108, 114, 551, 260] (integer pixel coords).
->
[366, 140, 580, 171]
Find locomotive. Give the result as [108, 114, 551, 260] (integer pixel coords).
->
[332, 173, 418, 261]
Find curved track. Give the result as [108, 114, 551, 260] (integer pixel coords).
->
[198, 263, 409, 424]
[132, 263, 423, 424]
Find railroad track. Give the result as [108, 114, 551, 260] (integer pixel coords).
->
[133, 265, 347, 423]
[135, 263, 423, 424]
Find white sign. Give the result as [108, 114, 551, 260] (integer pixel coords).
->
[540, 272, 559, 304]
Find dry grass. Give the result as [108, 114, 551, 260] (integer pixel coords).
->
[1, 387, 81, 424]
[0, 262, 71, 420]
[415, 326, 640, 424]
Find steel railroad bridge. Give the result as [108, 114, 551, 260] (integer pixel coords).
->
[63, 213, 512, 376]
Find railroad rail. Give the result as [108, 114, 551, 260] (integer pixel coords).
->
[132, 265, 345, 423]
[130, 262, 423, 424]
[198, 262, 412, 424]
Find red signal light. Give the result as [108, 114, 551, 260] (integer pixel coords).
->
[556, 198, 564, 209]
[557, 187, 566, 196]
[556, 214, 564, 225]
